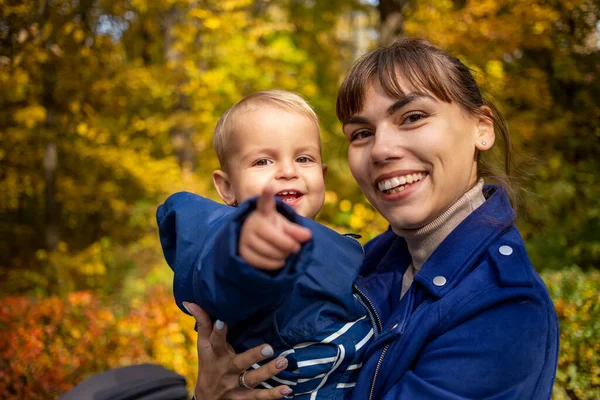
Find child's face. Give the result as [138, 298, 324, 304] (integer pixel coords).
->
[213, 105, 327, 219]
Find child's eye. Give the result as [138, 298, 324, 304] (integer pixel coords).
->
[402, 112, 427, 125]
[296, 156, 313, 163]
[253, 159, 272, 166]
[350, 130, 373, 142]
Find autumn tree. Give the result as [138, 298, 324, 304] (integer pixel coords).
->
[0, 0, 371, 294]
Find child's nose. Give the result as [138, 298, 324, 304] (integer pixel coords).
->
[276, 161, 298, 179]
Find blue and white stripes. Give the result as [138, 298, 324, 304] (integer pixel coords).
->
[253, 314, 374, 399]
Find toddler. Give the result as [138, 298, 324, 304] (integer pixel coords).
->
[157, 90, 373, 398]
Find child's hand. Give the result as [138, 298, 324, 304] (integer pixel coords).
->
[239, 186, 312, 270]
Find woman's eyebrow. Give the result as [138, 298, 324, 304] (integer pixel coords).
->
[343, 92, 436, 125]
[386, 92, 436, 116]
[343, 115, 370, 125]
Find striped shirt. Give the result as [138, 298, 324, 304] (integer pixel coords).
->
[252, 313, 374, 399]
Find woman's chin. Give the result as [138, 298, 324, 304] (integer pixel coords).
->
[383, 210, 431, 233]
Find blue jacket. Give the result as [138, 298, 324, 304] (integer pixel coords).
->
[348, 185, 559, 400]
[157, 193, 374, 397]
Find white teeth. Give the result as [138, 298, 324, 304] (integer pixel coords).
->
[377, 172, 427, 192]
[278, 191, 298, 196]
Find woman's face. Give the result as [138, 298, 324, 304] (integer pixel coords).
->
[342, 78, 493, 232]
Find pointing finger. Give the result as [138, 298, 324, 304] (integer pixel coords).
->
[256, 185, 277, 217]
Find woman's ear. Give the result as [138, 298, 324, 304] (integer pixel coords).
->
[212, 170, 237, 206]
[474, 106, 495, 151]
[322, 163, 328, 180]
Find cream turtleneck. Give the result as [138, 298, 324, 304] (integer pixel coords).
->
[398, 179, 485, 299]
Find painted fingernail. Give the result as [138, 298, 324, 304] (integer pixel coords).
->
[182, 302, 191, 314]
[275, 357, 288, 369]
[215, 320, 224, 331]
[261, 345, 274, 357]
[280, 387, 293, 396]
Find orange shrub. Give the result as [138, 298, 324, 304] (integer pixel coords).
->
[0, 286, 197, 399]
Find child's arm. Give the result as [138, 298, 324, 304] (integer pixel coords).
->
[156, 192, 237, 315]
[193, 190, 316, 330]
[156, 191, 314, 329]
[199, 189, 366, 348]
[157, 190, 364, 347]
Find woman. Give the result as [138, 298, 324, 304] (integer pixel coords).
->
[186, 38, 559, 399]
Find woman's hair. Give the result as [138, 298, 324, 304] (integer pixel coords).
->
[214, 89, 320, 170]
[336, 37, 518, 209]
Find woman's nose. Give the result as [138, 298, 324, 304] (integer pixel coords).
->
[370, 127, 401, 164]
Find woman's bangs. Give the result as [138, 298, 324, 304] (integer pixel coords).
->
[336, 56, 377, 123]
[378, 52, 454, 104]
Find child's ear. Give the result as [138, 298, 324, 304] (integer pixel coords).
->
[212, 170, 237, 206]
[322, 163, 328, 180]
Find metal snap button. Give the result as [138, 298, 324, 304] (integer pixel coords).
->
[433, 276, 447, 287]
[499, 245, 513, 256]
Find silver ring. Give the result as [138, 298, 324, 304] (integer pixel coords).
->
[238, 370, 253, 390]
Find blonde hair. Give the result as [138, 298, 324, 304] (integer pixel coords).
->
[213, 90, 320, 169]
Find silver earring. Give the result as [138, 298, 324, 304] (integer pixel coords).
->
[481, 140, 487, 146]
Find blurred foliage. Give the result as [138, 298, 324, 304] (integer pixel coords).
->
[1, 0, 599, 398]
[543, 267, 600, 400]
[0, 0, 374, 291]
[0, 285, 198, 399]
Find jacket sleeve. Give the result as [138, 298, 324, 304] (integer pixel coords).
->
[206, 198, 365, 350]
[383, 295, 556, 400]
[156, 192, 238, 315]
[193, 197, 314, 329]
[156, 192, 317, 329]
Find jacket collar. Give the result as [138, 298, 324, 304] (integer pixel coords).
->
[411, 185, 515, 298]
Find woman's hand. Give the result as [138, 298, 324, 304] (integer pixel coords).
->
[184, 302, 293, 399]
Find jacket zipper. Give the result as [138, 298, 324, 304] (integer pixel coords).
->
[369, 344, 389, 400]
[367, 291, 429, 399]
[353, 284, 386, 400]
[353, 284, 382, 336]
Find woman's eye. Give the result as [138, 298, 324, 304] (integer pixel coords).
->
[296, 156, 313, 163]
[402, 112, 426, 125]
[253, 159, 272, 166]
[350, 130, 373, 141]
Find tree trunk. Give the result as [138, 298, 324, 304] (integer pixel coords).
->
[43, 139, 58, 251]
[378, 0, 407, 46]
[39, 0, 59, 252]
[164, 7, 196, 174]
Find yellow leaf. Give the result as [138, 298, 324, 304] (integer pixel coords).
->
[204, 17, 221, 30]
[77, 123, 88, 135]
[74, 29, 85, 43]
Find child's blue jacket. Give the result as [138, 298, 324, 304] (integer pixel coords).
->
[156, 193, 367, 349]
[157, 193, 373, 397]
[157, 185, 559, 399]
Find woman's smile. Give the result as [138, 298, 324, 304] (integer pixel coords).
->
[376, 171, 428, 194]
